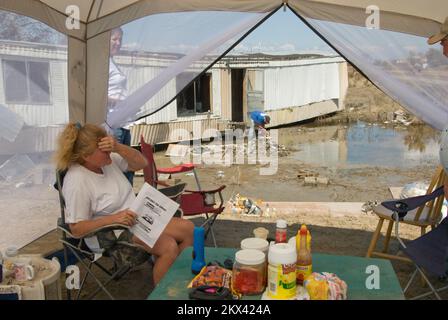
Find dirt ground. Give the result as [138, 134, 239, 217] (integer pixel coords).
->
[17, 64, 447, 300]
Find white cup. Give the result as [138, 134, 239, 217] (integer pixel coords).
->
[13, 261, 34, 281]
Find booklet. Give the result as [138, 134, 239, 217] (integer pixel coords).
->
[130, 182, 180, 248]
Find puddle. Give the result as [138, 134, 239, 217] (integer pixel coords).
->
[282, 122, 440, 168]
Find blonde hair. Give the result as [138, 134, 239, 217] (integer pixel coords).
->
[54, 123, 107, 171]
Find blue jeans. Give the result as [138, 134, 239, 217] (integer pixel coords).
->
[113, 128, 134, 186]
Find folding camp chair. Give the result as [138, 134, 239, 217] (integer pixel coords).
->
[366, 166, 447, 262]
[378, 190, 448, 299]
[140, 136, 202, 190]
[140, 136, 226, 247]
[55, 170, 185, 300]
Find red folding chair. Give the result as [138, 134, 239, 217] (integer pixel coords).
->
[139, 136, 201, 190]
[140, 136, 226, 247]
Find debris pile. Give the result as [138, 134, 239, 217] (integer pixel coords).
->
[229, 194, 263, 216]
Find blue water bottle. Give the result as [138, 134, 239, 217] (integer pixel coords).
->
[191, 226, 206, 274]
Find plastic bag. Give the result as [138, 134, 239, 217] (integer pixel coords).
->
[187, 265, 232, 289]
[400, 181, 429, 199]
[304, 272, 347, 300]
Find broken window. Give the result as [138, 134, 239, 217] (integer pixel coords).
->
[2, 59, 51, 104]
[177, 72, 212, 116]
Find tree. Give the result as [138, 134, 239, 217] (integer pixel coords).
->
[0, 11, 65, 44]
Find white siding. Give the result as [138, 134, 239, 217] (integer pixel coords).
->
[120, 64, 177, 124]
[0, 42, 68, 126]
[264, 63, 340, 111]
[0, 59, 69, 126]
[212, 68, 221, 116]
[50, 60, 69, 124]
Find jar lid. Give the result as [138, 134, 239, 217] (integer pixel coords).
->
[276, 219, 287, 228]
[268, 243, 297, 265]
[235, 249, 266, 265]
[240, 238, 269, 252]
[5, 246, 18, 257]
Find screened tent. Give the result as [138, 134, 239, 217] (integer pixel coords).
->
[1, 0, 448, 250]
[1, 0, 447, 128]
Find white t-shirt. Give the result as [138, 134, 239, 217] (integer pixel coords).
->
[108, 58, 131, 129]
[108, 58, 127, 103]
[62, 153, 135, 252]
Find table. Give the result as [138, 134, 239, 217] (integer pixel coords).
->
[0, 254, 61, 300]
[148, 247, 404, 300]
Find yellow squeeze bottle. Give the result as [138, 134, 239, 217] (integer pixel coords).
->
[296, 225, 312, 285]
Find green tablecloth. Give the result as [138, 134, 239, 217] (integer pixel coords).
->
[148, 247, 404, 300]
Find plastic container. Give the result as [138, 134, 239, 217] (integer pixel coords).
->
[288, 235, 312, 252]
[232, 249, 266, 295]
[275, 219, 287, 243]
[5, 246, 18, 258]
[267, 243, 297, 299]
[288, 224, 312, 251]
[240, 238, 269, 258]
[253, 227, 269, 240]
[241, 237, 270, 287]
[296, 226, 312, 285]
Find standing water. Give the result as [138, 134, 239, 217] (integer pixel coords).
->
[287, 122, 440, 168]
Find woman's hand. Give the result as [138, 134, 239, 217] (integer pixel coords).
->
[98, 136, 118, 153]
[112, 209, 137, 227]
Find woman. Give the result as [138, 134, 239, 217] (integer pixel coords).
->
[54, 122, 194, 285]
[108, 27, 134, 185]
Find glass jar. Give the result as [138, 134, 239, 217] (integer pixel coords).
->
[232, 249, 266, 295]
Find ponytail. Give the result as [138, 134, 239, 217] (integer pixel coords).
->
[54, 122, 107, 171]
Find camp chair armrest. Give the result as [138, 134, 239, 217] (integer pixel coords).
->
[185, 185, 226, 194]
[58, 223, 130, 239]
[157, 163, 195, 174]
[154, 179, 171, 187]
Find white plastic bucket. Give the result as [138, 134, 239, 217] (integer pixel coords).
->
[267, 243, 297, 299]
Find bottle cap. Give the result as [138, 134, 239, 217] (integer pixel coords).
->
[276, 219, 287, 229]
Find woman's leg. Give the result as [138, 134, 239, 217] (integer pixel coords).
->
[164, 217, 194, 251]
[132, 233, 179, 285]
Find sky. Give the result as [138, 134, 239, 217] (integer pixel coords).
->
[121, 8, 337, 56]
[120, 7, 431, 60]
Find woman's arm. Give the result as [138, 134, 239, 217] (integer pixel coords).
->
[69, 209, 137, 238]
[115, 143, 148, 171]
[98, 136, 148, 172]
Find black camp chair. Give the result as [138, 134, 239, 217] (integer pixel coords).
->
[381, 186, 448, 300]
[54, 170, 186, 300]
